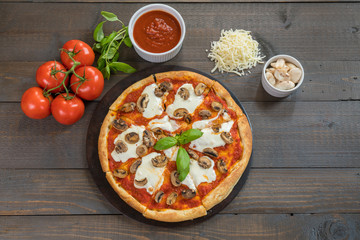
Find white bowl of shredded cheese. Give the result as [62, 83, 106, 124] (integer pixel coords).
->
[261, 55, 304, 97]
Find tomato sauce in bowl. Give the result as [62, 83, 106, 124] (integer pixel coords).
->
[133, 10, 181, 53]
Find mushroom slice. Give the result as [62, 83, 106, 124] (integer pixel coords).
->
[136, 145, 148, 157]
[170, 171, 181, 187]
[151, 154, 168, 168]
[289, 68, 302, 84]
[174, 108, 189, 118]
[113, 169, 128, 178]
[286, 62, 297, 70]
[266, 72, 276, 86]
[136, 93, 149, 113]
[194, 83, 207, 96]
[166, 192, 178, 205]
[181, 189, 196, 199]
[184, 113, 192, 124]
[114, 140, 128, 153]
[211, 102, 222, 112]
[212, 124, 221, 133]
[217, 159, 228, 174]
[275, 81, 295, 90]
[157, 134, 167, 140]
[155, 190, 164, 203]
[198, 156, 212, 169]
[221, 132, 234, 144]
[203, 148, 218, 158]
[160, 81, 173, 92]
[130, 159, 142, 174]
[112, 118, 128, 131]
[120, 102, 136, 113]
[143, 130, 155, 148]
[134, 178, 147, 186]
[199, 110, 211, 119]
[274, 69, 290, 82]
[154, 87, 164, 97]
[187, 149, 199, 160]
[125, 132, 140, 144]
[178, 87, 190, 100]
[151, 127, 163, 136]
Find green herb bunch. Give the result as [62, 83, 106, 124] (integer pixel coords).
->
[93, 11, 136, 79]
[154, 129, 203, 181]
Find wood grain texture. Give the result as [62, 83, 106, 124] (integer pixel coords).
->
[0, 214, 359, 240]
[3, 0, 360, 2]
[1, 101, 359, 168]
[0, 168, 359, 215]
[0, 3, 359, 62]
[1, 61, 359, 102]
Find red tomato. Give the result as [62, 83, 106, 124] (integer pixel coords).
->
[60, 40, 95, 70]
[70, 66, 104, 101]
[36, 61, 69, 93]
[21, 87, 53, 119]
[51, 93, 85, 125]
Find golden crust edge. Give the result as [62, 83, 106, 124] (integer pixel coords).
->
[202, 82, 253, 210]
[143, 205, 207, 222]
[105, 172, 146, 214]
[98, 111, 117, 172]
[109, 75, 155, 111]
[155, 70, 215, 88]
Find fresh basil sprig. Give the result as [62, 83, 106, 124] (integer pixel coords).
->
[154, 129, 203, 181]
[93, 11, 136, 79]
[176, 147, 190, 181]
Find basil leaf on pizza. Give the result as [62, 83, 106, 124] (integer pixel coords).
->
[176, 147, 190, 181]
[154, 136, 178, 150]
[178, 129, 203, 145]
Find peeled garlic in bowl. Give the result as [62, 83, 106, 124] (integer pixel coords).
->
[265, 58, 302, 90]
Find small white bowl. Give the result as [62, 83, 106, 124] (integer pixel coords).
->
[261, 54, 304, 97]
[128, 4, 186, 63]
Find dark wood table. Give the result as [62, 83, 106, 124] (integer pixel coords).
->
[1, 1, 359, 239]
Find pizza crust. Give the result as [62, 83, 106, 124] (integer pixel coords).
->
[98, 111, 117, 172]
[143, 205, 207, 222]
[109, 75, 155, 111]
[105, 172, 147, 214]
[155, 71, 215, 90]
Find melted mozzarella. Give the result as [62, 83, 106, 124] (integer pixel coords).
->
[166, 84, 204, 118]
[111, 125, 145, 163]
[192, 112, 221, 129]
[189, 158, 216, 186]
[223, 111, 231, 121]
[181, 173, 196, 190]
[149, 115, 180, 132]
[163, 146, 178, 162]
[189, 120, 234, 152]
[141, 83, 164, 119]
[134, 152, 166, 194]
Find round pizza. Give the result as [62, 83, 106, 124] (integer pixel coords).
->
[98, 71, 252, 222]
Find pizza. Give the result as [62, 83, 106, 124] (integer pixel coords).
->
[98, 71, 252, 222]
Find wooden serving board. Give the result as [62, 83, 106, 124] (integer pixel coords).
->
[86, 65, 252, 226]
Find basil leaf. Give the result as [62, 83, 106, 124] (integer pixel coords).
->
[97, 57, 106, 70]
[109, 62, 136, 73]
[106, 47, 117, 59]
[176, 147, 190, 181]
[124, 36, 132, 47]
[101, 65, 111, 80]
[101, 11, 119, 22]
[93, 21, 105, 42]
[112, 52, 120, 62]
[154, 137, 178, 150]
[93, 43, 102, 53]
[178, 129, 203, 145]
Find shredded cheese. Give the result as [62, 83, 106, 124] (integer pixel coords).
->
[207, 29, 265, 76]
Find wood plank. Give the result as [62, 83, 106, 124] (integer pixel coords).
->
[0, 3, 359, 62]
[1, 61, 359, 102]
[1, 101, 359, 168]
[0, 214, 359, 239]
[0, 169, 359, 215]
[3, 0, 360, 3]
